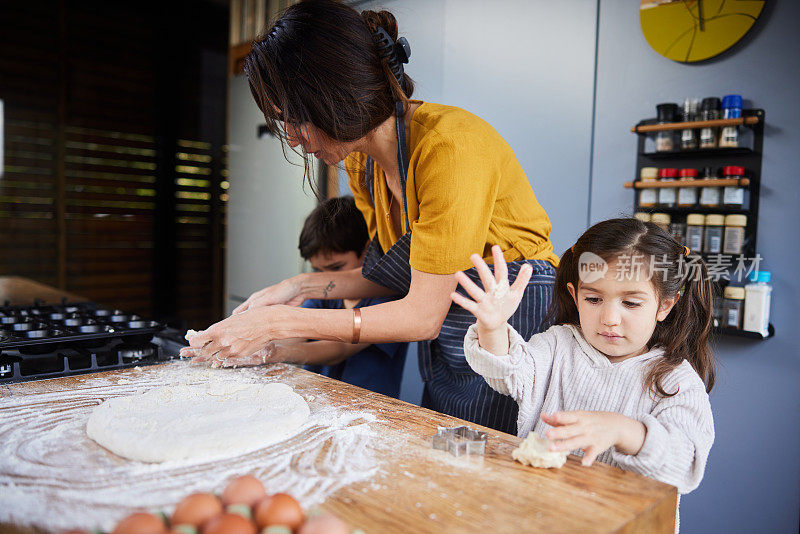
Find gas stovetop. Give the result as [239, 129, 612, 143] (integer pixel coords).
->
[0, 301, 186, 384]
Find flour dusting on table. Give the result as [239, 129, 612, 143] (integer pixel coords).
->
[0, 362, 381, 532]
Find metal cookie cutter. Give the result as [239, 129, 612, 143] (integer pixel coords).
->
[431, 426, 487, 457]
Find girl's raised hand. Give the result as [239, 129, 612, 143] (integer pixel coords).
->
[450, 245, 533, 332]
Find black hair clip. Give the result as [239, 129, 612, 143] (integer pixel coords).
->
[372, 27, 411, 84]
[267, 18, 287, 39]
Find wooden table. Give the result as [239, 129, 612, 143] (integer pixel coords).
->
[0, 276, 87, 306]
[0, 362, 677, 534]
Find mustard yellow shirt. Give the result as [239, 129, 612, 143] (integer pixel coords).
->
[346, 101, 558, 275]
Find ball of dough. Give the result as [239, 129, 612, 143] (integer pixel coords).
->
[511, 432, 568, 469]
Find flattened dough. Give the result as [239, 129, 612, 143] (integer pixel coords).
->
[512, 432, 569, 469]
[86, 382, 310, 463]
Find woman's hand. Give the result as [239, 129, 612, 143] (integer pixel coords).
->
[541, 411, 647, 466]
[232, 277, 305, 314]
[450, 245, 532, 353]
[179, 306, 285, 364]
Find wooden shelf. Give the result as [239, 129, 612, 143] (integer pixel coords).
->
[631, 116, 760, 134]
[624, 178, 750, 189]
[714, 324, 774, 340]
[640, 147, 755, 159]
[634, 206, 750, 215]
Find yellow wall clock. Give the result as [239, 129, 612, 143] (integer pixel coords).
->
[640, 0, 765, 62]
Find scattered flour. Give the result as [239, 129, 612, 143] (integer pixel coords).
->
[0, 362, 381, 532]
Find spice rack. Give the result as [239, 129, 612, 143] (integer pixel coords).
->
[629, 108, 773, 340]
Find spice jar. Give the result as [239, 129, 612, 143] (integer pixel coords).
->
[670, 222, 687, 245]
[657, 168, 678, 207]
[744, 271, 772, 337]
[719, 94, 743, 148]
[712, 292, 724, 327]
[686, 213, 705, 252]
[638, 167, 659, 208]
[677, 168, 698, 207]
[722, 286, 745, 329]
[655, 103, 679, 152]
[722, 165, 746, 207]
[723, 214, 747, 255]
[634, 212, 651, 223]
[703, 214, 724, 254]
[699, 97, 721, 149]
[681, 97, 700, 150]
[699, 166, 722, 208]
[651, 213, 671, 233]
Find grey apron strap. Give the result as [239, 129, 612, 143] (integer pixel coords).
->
[365, 158, 375, 204]
[364, 102, 411, 230]
[394, 100, 411, 232]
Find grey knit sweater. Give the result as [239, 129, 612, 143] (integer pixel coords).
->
[464, 323, 714, 496]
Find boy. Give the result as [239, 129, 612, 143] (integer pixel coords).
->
[295, 196, 408, 398]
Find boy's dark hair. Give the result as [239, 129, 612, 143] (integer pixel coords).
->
[545, 217, 716, 398]
[299, 196, 368, 260]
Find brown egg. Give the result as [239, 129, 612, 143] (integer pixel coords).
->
[297, 514, 350, 534]
[202, 513, 257, 534]
[221, 475, 267, 507]
[253, 494, 304, 530]
[112, 512, 168, 534]
[172, 493, 224, 527]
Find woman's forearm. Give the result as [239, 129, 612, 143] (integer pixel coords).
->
[271, 299, 433, 343]
[271, 269, 458, 343]
[296, 268, 397, 301]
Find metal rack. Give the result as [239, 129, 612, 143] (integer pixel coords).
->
[629, 108, 773, 340]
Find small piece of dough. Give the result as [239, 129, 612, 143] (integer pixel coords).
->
[512, 432, 568, 469]
[185, 329, 200, 341]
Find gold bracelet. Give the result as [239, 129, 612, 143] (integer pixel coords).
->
[351, 308, 362, 344]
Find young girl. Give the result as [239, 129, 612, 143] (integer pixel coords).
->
[452, 218, 715, 511]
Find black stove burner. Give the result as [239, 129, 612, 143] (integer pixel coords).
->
[0, 301, 170, 384]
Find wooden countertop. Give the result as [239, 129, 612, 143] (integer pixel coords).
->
[0, 362, 676, 533]
[0, 276, 88, 306]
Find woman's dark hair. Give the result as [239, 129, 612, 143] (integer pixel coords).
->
[546, 218, 716, 397]
[299, 196, 368, 260]
[243, 0, 414, 193]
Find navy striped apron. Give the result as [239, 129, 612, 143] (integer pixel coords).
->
[360, 103, 555, 435]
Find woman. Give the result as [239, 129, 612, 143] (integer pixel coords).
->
[184, 0, 558, 434]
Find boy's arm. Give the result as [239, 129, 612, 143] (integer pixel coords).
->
[220, 339, 371, 367]
[276, 340, 371, 366]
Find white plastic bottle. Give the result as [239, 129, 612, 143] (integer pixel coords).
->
[743, 271, 772, 337]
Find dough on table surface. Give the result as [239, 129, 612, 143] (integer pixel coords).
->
[86, 382, 310, 463]
[512, 432, 569, 469]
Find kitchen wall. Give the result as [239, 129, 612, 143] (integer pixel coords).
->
[226, 76, 316, 314]
[591, 2, 800, 532]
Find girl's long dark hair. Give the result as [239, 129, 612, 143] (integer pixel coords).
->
[546, 218, 716, 397]
[243, 0, 414, 195]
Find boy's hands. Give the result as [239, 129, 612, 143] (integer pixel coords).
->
[541, 411, 647, 466]
[450, 245, 532, 354]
